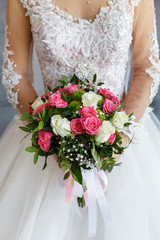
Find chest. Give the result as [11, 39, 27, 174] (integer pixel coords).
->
[29, 4, 134, 68]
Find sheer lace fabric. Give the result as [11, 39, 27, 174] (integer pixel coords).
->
[124, 0, 160, 141]
[2, 0, 36, 113]
[2, 0, 160, 140]
[2, 26, 22, 108]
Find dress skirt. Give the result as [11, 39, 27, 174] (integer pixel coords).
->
[0, 111, 160, 240]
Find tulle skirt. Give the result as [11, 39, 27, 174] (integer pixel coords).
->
[0, 111, 160, 240]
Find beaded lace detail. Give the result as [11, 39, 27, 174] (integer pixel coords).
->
[2, 26, 22, 108]
[19, 0, 143, 101]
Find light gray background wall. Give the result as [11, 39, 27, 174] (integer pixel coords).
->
[0, 0, 160, 136]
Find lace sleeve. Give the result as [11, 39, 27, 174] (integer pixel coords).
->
[123, 0, 160, 142]
[2, 0, 38, 114]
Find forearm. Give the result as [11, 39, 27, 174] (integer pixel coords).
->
[15, 80, 38, 115]
[123, 74, 151, 123]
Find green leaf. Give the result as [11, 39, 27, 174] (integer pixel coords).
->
[117, 101, 125, 112]
[61, 110, 70, 118]
[38, 112, 42, 120]
[63, 171, 70, 180]
[42, 107, 46, 119]
[71, 178, 75, 187]
[62, 166, 70, 171]
[26, 123, 36, 130]
[47, 85, 52, 92]
[97, 82, 104, 86]
[91, 140, 102, 169]
[68, 95, 72, 102]
[42, 126, 53, 132]
[38, 148, 48, 156]
[70, 74, 79, 84]
[19, 126, 31, 133]
[32, 137, 39, 147]
[108, 166, 113, 173]
[71, 163, 82, 185]
[61, 93, 67, 102]
[57, 79, 65, 85]
[93, 74, 97, 83]
[61, 75, 68, 84]
[42, 157, 47, 170]
[52, 86, 60, 93]
[69, 105, 77, 111]
[61, 160, 70, 165]
[25, 146, 38, 153]
[20, 112, 33, 121]
[39, 121, 44, 130]
[129, 112, 134, 119]
[34, 121, 44, 132]
[71, 132, 75, 139]
[34, 152, 39, 164]
[124, 122, 132, 127]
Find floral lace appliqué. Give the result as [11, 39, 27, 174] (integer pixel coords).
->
[2, 26, 22, 109]
[146, 17, 160, 104]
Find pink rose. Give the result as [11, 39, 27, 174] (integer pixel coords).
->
[97, 88, 120, 105]
[41, 92, 51, 100]
[107, 133, 116, 145]
[71, 118, 85, 135]
[38, 131, 52, 152]
[64, 85, 79, 95]
[35, 103, 50, 114]
[38, 140, 50, 152]
[49, 93, 67, 108]
[103, 99, 118, 114]
[29, 100, 34, 114]
[81, 116, 102, 135]
[79, 107, 97, 118]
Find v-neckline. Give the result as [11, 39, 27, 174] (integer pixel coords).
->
[49, 2, 111, 25]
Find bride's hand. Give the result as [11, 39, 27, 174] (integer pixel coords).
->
[105, 133, 130, 174]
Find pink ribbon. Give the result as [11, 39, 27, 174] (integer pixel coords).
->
[64, 173, 75, 203]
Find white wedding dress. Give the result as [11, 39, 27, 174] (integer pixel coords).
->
[1, 0, 160, 239]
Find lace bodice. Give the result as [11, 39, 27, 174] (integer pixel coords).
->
[2, 0, 160, 141]
[20, 0, 141, 101]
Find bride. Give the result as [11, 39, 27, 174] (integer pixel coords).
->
[1, 0, 160, 239]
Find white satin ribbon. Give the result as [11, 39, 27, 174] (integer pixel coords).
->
[82, 168, 113, 238]
[63, 168, 113, 239]
[82, 169, 98, 238]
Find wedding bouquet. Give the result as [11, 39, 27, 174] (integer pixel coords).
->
[20, 74, 133, 236]
[20, 74, 132, 206]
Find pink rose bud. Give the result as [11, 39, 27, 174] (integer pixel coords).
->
[79, 106, 97, 118]
[107, 133, 116, 145]
[41, 92, 51, 100]
[103, 99, 118, 114]
[35, 103, 50, 114]
[38, 131, 52, 152]
[97, 88, 120, 105]
[64, 85, 79, 95]
[29, 100, 34, 114]
[49, 93, 67, 108]
[81, 116, 102, 135]
[71, 118, 85, 135]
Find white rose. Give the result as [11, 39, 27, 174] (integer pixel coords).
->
[31, 97, 44, 112]
[50, 115, 71, 138]
[111, 112, 129, 131]
[82, 91, 102, 109]
[95, 120, 115, 143]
